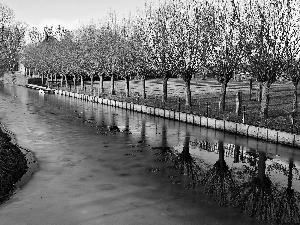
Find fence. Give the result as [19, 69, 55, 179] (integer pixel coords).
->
[57, 81, 300, 134]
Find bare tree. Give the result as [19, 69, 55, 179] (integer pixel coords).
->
[0, 4, 26, 72]
[206, 0, 245, 111]
[118, 18, 136, 97]
[170, 0, 215, 107]
[146, 1, 175, 103]
[131, 6, 156, 99]
[243, 0, 288, 119]
[102, 12, 121, 95]
[283, 0, 300, 112]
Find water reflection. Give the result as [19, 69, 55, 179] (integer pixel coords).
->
[235, 151, 277, 223]
[171, 140, 300, 224]
[199, 141, 236, 207]
[1, 85, 300, 224]
[276, 158, 300, 224]
[139, 118, 146, 143]
[172, 133, 202, 182]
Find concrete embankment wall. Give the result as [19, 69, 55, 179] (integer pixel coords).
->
[33, 87, 300, 148]
[3, 72, 28, 86]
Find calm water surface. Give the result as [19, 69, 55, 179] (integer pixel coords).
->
[0, 83, 299, 224]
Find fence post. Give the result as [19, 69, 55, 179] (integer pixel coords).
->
[292, 110, 295, 131]
[236, 91, 242, 116]
[249, 78, 253, 101]
[242, 106, 246, 124]
[199, 98, 201, 115]
[206, 102, 209, 117]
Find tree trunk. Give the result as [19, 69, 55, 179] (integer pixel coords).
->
[293, 82, 298, 112]
[162, 77, 168, 103]
[236, 91, 243, 116]
[80, 76, 84, 90]
[142, 77, 146, 99]
[50, 73, 53, 88]
[90, 75, 94, 94]
[260, 82, 271, 119]
[257, 152, 266, 182]
[111, 74, 115, 95]
[41, 74, 44, 85]
[257, 83, 262, 102]
[46, 74, 50, 88]
[99, 73, 104, 95]
[64, 75, 68, 88]
[249, 78, 253, 101]
[125, 76, 130, 97]
[219, 82, 227, 111]
[73, 76, 76, 90]
[60, 76, 63, 88]
[185, 79, 192, 107]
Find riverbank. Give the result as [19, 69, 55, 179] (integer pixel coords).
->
[0, 84, 265, 225]
[85, 78, 299, 133]
[0, 123, 28, 204]
[48, 85, 300, 148]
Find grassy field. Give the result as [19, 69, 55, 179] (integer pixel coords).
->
[60, 77, 299, 134]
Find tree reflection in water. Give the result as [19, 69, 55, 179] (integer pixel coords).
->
[234, 151, 278, 223]
[200, 140, 237, 206]
[152, 124, 173, 162]
[172, 134, 204, 182]
[165, 139, 300, 224]
[275, 158, 300, 224]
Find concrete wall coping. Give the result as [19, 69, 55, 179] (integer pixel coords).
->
[38, 86, 300, 148]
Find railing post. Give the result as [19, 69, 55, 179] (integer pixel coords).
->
[242, 106, 246, 124]
[236, 91, 242, 116]
[206, 102, 209, 117]
[291, 110, 295, 133]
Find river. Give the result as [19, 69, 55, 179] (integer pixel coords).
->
[0, 83, 299, 225]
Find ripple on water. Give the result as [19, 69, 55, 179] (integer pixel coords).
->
[96, 184, 117, 191]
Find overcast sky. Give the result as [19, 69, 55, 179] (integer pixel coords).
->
[1, 0, 150, 30]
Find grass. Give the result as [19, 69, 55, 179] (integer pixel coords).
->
[56, 77, 300, 134]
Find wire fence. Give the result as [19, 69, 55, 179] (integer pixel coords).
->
[56, 81, 300, 134]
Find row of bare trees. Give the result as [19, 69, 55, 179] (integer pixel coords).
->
[0, 3, 26, 73]
[18, 0, 300, 120]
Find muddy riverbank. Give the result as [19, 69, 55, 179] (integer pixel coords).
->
[0, 123, 29, 204]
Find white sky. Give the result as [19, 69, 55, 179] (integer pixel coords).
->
[1, 0, 152, 30]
